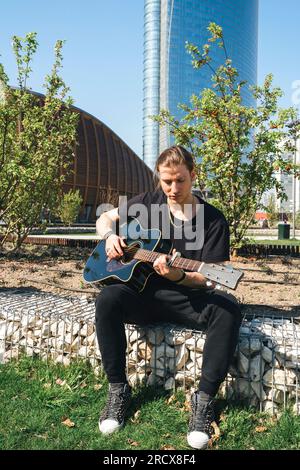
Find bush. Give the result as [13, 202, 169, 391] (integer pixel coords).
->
[56, 190, 83, 226]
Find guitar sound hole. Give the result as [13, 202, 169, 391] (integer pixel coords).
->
[122, 243, 141, 263]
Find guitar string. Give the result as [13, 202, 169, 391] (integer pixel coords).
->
[123, 241, 194, 269]
[104, 243, 239, 287]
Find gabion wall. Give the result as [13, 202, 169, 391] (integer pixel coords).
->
[0, 291, 299, 415]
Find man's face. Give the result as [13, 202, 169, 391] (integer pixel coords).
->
[158, 163, 195, 205]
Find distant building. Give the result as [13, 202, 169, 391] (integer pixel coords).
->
[143, 0, 259, 169]
[64, 104, 155, 222]
[273, 138, 300, 214]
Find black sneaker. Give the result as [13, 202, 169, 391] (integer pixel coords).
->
[187, 391, 215, 449]
[99, 383, 132, 434]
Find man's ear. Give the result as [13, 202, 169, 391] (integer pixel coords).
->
[191, 171, 196, 182]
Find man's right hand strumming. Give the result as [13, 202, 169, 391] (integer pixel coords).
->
[96, 207, 125, 260]
[105, 234, 127, 260]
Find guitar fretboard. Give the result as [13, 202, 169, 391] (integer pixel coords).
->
[132, 248, 201, 272]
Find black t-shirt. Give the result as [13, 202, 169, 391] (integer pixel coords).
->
[118, 189, 230, 264]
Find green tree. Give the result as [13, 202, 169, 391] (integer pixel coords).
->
[153, 23, 300, 251]
[0, 33, 78, 248]
[56, 189, 83, 226]
[265, 193, 278, 227]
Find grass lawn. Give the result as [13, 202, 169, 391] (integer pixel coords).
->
[1, 357, 300, 451]
[249, 239, 300, 246]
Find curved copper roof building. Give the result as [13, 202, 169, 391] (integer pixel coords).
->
[28, 91, 155, 223]
[65, 104, 155, 222]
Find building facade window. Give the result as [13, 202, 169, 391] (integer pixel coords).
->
[143, 0, 259, 170]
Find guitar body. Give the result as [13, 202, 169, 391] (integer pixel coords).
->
[83, 219, 172, 292]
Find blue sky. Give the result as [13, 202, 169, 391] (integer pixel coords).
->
[0, 0, 299, 157]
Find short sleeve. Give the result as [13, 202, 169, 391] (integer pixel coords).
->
[117, 192, 147, 215]
[117, 192, 151, 231]
[201, 220, 230, 263]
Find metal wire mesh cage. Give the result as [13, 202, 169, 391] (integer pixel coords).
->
[1, 290, 299, 414]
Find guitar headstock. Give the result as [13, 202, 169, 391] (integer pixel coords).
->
[198, 263, 244, 290]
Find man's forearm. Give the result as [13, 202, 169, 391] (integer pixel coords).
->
[96, 214, 116, 238]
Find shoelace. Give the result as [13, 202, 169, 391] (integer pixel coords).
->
[101, 388, 130, 422]
[190, 397, 215, 435]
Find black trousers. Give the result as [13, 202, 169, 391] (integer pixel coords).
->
[95, 277, 242, 397]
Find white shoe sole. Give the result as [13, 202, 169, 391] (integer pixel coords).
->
[187, 431, 209, 449]
[99, 418, 124, 435]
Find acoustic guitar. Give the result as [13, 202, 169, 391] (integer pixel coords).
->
[83, 219, 243, 292]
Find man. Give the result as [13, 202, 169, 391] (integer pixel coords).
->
[95, 145, 242, 450]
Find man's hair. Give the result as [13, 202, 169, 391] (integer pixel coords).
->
[153, 146, 194, 188]
[155, 145, 194, 173]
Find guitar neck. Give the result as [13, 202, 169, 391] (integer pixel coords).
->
[133, 248, 201, 272]
[131, 247, 243, 290]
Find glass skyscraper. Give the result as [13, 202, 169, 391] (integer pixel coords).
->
[143, 0, 259, 169]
